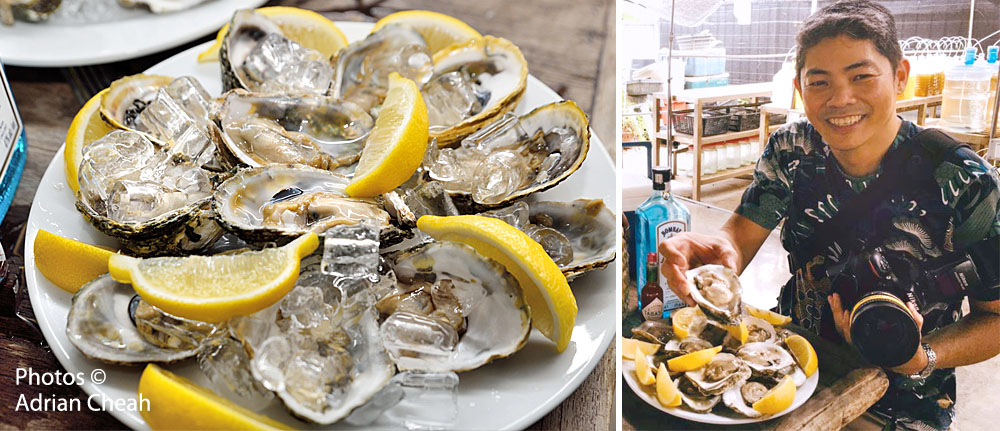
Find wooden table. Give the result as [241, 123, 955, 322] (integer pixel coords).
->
[653, 83, 772, 201]
[622, 198, 890, 431]
[0, 1, 615, 429]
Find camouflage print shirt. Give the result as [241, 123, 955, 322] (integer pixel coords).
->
[736, 118, 1000, 430]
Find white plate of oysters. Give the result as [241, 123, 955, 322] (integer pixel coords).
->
[0, 0, 266, 67]
[623, 265, 819, 425]
[23, 11, 616, 431]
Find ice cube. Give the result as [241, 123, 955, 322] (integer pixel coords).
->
[345, 380, 404, 426]
[106, 180, 188, 223]
[402, 181, 460, 219]
[164, 76, 214, 124]
[134, 88, 215, 166]
[523, 224, 573, 266]
[461, 112, 524, 153]
[380, 312, 459, 363]
[278, 285, 328, 330]
[78, 130, 158, 210]
[471, 151, 531, 205]
[160, 162, 213, 199]
[197, 337, 274, 411]
[479, 201, 529, 229]
[360, 35, 433, 89]
[251, 336, 291, 392]
[423, 70, 488, 128]
[242, 33, 333, 95]
[385, 371, 459, 430]
[321, 223, 380, 282]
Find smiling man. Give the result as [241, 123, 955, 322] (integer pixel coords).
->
[658, 1, 1000, 430]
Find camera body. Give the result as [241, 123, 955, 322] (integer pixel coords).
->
[830, 247, 982, 367]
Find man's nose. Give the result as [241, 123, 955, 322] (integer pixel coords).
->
[827, 82, 857, 108]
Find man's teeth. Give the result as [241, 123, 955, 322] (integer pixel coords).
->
[828, 115, 862, 127]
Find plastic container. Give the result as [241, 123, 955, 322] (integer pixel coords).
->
[701, 144, 718, 174]
[739, 139, 752, 166]
[724, 141, 740, 169]
[677, 48, 726, 76]
[941, 48, 992, 132]
[684, 73, 729, 89]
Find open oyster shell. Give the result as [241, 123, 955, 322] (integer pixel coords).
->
[212, 90, 374, 172]
[425, 36, 528, 146]
[684, 352, 751, 396]
[527, 198, 615, 280]
[382, 241, 531, 372]
[722, 380, 769, 418]
[66, 274, 215, 364]
[686, 264, 742, 326]
[331, 24, 433, 113]
[212, 165, 409, 247]
[1, 0, 60, 25]
[737, 341, 796, 380]
[426, 100, 590, 210]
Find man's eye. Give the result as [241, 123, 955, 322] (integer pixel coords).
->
[853, 74, 874, 81]
[807, 81, 827, 87]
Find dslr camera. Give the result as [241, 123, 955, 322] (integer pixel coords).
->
[829, 247, 983, 367]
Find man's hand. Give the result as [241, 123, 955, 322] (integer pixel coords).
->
[658, 232, 740, 306]
[827, 293, 927, 374]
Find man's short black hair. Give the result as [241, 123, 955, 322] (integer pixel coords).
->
[795, 0, 902, 79]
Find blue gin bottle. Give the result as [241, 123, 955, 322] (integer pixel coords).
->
[635, 166, 690, 318]
[0, 61, 27, 224]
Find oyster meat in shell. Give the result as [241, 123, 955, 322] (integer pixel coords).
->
[722, 380, 770, 417]
[423, 36, 528, 146]
[737, 341, 796, 381]
[331, 24, 433, 113]
[66, 275, 220, 364]
[686, 264, 742, 326]
[527, 198, 615, 279]
[380, 241, 531, 372]
[683, 352, 751, 396]
[212, 90, 373, 172]
[213, 165, 409, 247]
[425, 100, 590, 210]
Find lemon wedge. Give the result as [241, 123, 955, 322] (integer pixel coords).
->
[139, 363, 291, 430]
[725, 321, 749, 346]
[671, 306, 702, 339]
[752, 375, 796, 414]
[634, 344, 656, 385]
[746, 304, 793, 326]
[785, 334, 819, 377]
[372, 10, 482, 54]
[417, 214, 577, 352]
[345, 72, 429, 198]
[33, 229, 114, 294]
[108, 233, 318, 322]
[64, 89, 113, 194]
[622, 338, 660, 360]
[198, 6, 348, 63]
[656, 362, 683, 407]
[667, 346, 722, 372]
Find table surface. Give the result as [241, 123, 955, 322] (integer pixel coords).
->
[0, 1, 615, 429]
[622, 198, 890, 430]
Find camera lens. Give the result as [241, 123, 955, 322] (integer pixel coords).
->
[849, 291, 920, 368]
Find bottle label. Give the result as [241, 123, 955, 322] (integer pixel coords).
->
[641, 297, 663, 321]
[656, 220, 688, 311]
[0, 63, 22, 187]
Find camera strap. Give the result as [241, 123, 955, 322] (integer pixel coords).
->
[804, 128, 968, 260]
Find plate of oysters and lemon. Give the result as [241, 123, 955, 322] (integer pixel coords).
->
[24, 8, 616, 430]
[623, 265, 820, 425]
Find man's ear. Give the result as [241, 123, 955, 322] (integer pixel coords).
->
[895, 58, 911, 94]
